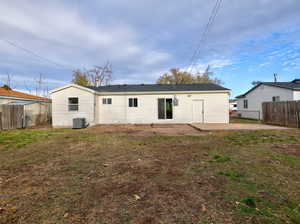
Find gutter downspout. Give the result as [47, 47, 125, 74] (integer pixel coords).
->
[23, 105, 26, 128]
[94, 93, 96, 125]
[125, 95, 127, 123]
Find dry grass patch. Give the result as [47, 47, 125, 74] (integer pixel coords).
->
[0, 126, 300, 223]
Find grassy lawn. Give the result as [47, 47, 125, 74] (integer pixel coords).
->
[0, 126, 300, 224]
[230, 117, 262, 124]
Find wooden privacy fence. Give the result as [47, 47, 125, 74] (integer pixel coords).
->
[0, 105, 24, 130]
[262, 101, 300, 128]
[0, 103, 51, 130]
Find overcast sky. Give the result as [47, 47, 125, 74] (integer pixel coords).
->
[0, 0, 300, 97]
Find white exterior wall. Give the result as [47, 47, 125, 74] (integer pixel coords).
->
[0, 99, 11, 104]
[51, 86, 96, 127]
[293, 91, 300, 100]
[98, 92, 229, 124]
[237, 84, 294, 119]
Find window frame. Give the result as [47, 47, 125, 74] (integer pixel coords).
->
[158, 98, 173, 120]
[68, 97, 79, 111]
[129, 98, 138, 107]
[102, 98, 112, 105]
[243, 99, 248, 109]
[272, 96, 280, 102]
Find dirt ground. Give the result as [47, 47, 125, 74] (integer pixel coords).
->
[88, 124, 209, 136]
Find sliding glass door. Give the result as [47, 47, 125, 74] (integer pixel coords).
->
[158, 98, 173, 119]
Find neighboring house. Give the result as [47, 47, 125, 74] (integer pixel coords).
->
[236, 79, 300, 120]
[50, 83, 230, 127]
[0, 87, 51, 104]
[229, 99, 237, 114]
[0, 87, 52, 126]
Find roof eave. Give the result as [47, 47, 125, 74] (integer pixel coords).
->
[263, 83, 294, 90]
[50, 84, 96, 94]
[0, 95, 51, 102]
[94, 89, 231, 95]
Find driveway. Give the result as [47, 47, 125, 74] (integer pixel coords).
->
[191, 123, 290, 131]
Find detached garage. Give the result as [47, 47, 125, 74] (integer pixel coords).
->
[50, 83, 230, 127]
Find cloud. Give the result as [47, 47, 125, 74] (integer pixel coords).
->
[208, 59, 233, 69]
[141, 51, 172, 66]
[0, 0, 299, 92]
[184, 59, 234, 73]
[259, 62, 271, 67]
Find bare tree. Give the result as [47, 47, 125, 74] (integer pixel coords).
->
[195, 65, 222, 85]
[202, 65, 214, 76]
[72, 61, 113, 87]
[87, 61, 113, 87]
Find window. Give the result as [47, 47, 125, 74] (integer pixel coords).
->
[272, 96, 280, 102]
[68, 97, 79, 111]
[158, 98, 173, 119]
[243, 99, 248, 109]
[102, 98, 112, 104]
[129, 98, 138, 107]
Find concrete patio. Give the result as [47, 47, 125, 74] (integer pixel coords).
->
[191, 123, 290, 131]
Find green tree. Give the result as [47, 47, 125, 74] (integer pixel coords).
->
[1, 84, 12, 90]
[157, 66, 222, 85]
[72, 69, 89, 86]
[156, 68, 194, 84]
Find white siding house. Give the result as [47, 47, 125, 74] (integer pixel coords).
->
[50, 83, 230, 127]
[236, 79, 300, 120]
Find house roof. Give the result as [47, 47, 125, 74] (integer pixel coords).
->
[236, 79, 300, 98]
[0, 88, 51, 102]
[86, 83, 230, 93]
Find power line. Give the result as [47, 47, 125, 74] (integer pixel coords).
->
[186, 0, 222, 73]
[0, 38, 73, 70]
[185, 0, 223, 73]
[188, 0, 222, 73]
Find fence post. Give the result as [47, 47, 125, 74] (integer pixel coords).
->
[295, 101, 300, 128]
[0, 112, 2, 130]
[263, 101, 300, 128]
[262, 103, 265, 122]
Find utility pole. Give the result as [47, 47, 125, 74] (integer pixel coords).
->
[35, 74, 44, 96]
[273, 73, 278, 83]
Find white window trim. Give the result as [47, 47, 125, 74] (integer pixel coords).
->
[272, 96, 280, 102]
[243, 99, 248, 109]
[128, 98, 138, 107]
[68, 97, 79, 112]
[158, 98, 173, 120]
[102, 98, 112, 105]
